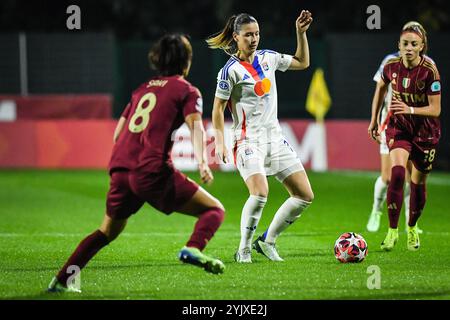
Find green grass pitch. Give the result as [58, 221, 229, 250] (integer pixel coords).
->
[1, 169, 449, 300]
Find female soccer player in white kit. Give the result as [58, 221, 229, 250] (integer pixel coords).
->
[207, 11, 314, 262]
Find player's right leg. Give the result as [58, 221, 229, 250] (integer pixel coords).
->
[176, 187, 226, 274]
[381, 147, 409, 251]
[236, 173, 269, 263]
[233, 144, 268, 263]
[47, 170, 141, 293]
[48, 214, 128, 293]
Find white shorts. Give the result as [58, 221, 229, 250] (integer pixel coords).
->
[379, 130, 389, 155]
[234, 137, 304, 182]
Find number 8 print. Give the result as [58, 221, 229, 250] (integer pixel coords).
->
[128, 93, 157, 133]
[428, 149, 436, 163]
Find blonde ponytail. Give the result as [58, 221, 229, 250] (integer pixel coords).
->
[206, 13, 258, 55]
[206, 15, 237, 55]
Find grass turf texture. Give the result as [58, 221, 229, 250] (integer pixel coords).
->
[0, 170, 449, 300]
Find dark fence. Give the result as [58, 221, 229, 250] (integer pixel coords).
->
[0, 32, 448, 168]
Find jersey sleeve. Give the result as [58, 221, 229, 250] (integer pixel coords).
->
[373, 61, 384, 82]
[426, 65, 441, 96]
[374, 54, 397, 82]
[120, 102, 132, 119]
[215, 68, 234, 100]
[182, 85, 203, 117]
[381, 64, 391, 84]
[274, 52, 293, 72]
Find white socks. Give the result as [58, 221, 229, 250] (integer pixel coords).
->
[239, 195, 267, 251]
[373, 176, 388, 212]
[404, 182, 411, 224]
[264, 197, 311, 244]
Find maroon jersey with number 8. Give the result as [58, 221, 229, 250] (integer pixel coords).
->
[382, 55, 441, 145]
[382, 56, 442, 172]
[109, 75, 202, 174]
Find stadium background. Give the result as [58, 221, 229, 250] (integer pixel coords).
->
[0, 0, 449, 170]
[1, 0, 450, 302]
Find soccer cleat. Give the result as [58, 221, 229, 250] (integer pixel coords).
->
[380, 228, 399, 251]
[252, 235, 284, 262]
[366, 210, 382, 232]
[234, 247, 252, 263]
[405, 223, 423, 234]
[178, 247, 225, 274]
[47, 277, 81, 293]
[407, 225, 420, 251]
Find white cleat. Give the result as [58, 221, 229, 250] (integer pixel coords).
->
[253, 236, 284, 262]
[235, 247, 252, 263]
[367, 210, 382, 232]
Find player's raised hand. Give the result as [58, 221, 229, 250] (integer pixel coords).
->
[296, 10, 313, 33]
[199, 162, 214, 185]
[390, 98, 412, 115]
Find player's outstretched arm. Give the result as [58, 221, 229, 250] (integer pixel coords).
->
[212, 97, 229, 164]
[185, 112, 213, 185]
[289, 10, 313, 70]
[368, 80, 388, 142]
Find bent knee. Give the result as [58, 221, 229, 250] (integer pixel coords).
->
[302, 192, 314, 203]
[212, 200, 225, 213]
[293, 191, 314, 203]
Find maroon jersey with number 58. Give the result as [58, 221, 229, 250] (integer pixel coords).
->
[109, 75, 202, 174]
[382, 55, 441, 144]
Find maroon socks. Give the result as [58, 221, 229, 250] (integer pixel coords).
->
[409, 182, 426, 227]
[387, 165, 405, 229]
[186, 207, 225, 251]
[55, 207, 225, 286]
[56, 230, 109, 286]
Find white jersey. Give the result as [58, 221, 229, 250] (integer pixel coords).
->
[373, 52, 398, 126]
[215, 50, 293, 145]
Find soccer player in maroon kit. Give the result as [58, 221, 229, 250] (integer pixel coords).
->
[368, 23, 441, 251]
[48, 34, 226, 293]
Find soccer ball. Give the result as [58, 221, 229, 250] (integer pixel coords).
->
[334, 232, 368, 263]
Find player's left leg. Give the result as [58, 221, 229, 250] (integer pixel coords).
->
[48, 214, 127, 293]
[254, 169, 313, 261]
[406, 165, 428, 251]
[404, 161, 423, 234]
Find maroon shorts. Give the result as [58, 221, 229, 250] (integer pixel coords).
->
[106, 167, 199, 219]
[386, 128, 439, 174]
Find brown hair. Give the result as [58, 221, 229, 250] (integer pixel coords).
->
[206, 13, 257, 55]
[401, 21, 428, 56]
[148, 34, 193, 76]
